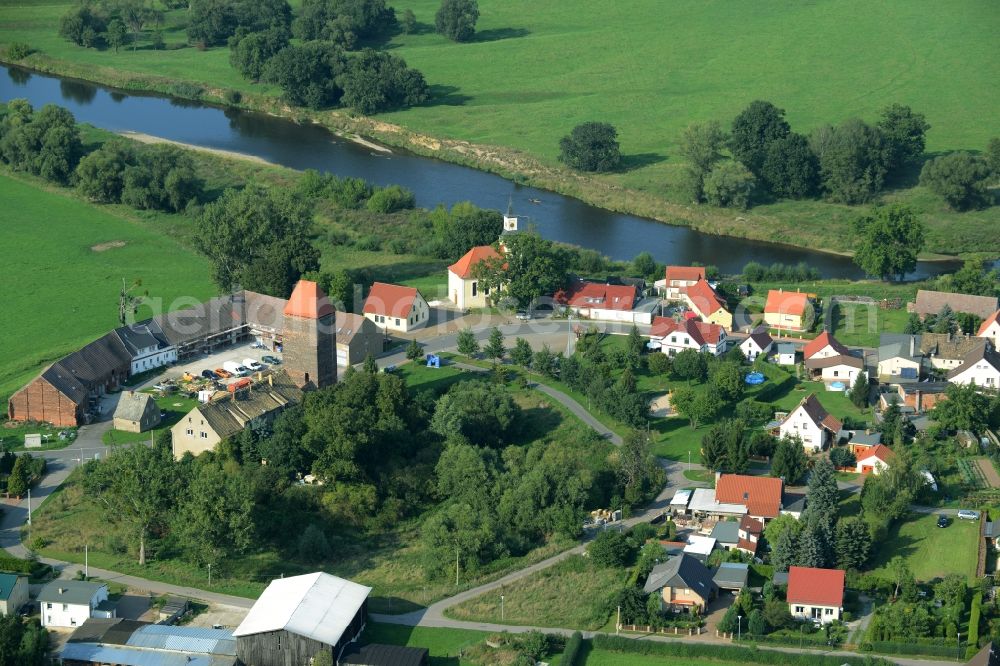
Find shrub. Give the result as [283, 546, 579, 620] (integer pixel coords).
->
[919, 152, 993, 211]
[969, 591, 982, 652]
[703, 161, 755, 209]
[354, 235, 382, 251]
[366, 185, 416, 213]
[562, 631, 583, 666]
[435, 0, 479, 42]
[297, 524, 331, 562]
[588, 530, 632, 567]
[592, 634, 889, 664]
[168, 82, 205, 100]
[5, 42, 30, 60]
[223, 89, 242, 105]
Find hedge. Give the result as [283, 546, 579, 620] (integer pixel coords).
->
[591, 634, 892, 665]
[0, 554, 35, 575]
[562, 631, 582, 666]
[969, 591, 982, 652]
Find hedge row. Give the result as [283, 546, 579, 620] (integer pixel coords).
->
[591, 634, 891, 665]
[562, 631, 582, 666]
[969, 592, 982, 653]
[0, 554, 35, 575]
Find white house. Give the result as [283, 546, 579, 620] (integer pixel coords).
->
[920, 333, 988, 371]
[787, 566, 844, 624]
[661, 266, 706, 300]
[877, 334, 922, 382]
[38, 580, 112, 628]
[0, 574, 28, 616]
[947, 345, 1000, 389]
[649, 317, 727, 356]
[560, 281, 649, 324]
[805, 355, 865, 383]
[803, 331, 850, 362]
[740, 330, 773, 361]
[979, 311, 1000, 349]
[777, 394, 843, 452]
[362, 282, 430, 333]
[855, 443, 894, 475]
[775, 342, 796, 366]
[114, 321, 176, 375]
[447, 245, 501, 310]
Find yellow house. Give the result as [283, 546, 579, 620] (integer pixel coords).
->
[682, 279, 733, 330]
[447, 246, 501, 310]
[764, 289, 813, 331]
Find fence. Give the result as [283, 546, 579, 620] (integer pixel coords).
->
[619, 624, 702, 636]
[734, 633, 841, 649]
[864, 640, 963, 660]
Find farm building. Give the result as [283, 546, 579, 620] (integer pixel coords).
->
[336, 312, 383, 368]
[921, 332, 988, 371]
[112, 391, 160, 433]
[38, 580, 113, 628]
[340, 644, 429, 666]
[61, 619, 237, 666]
[114, 320, 176, 375]
[910, 290, 999, 322]
[170, 371, 302, 459]
[234, 572, 370, 666]
[0, 574, 28, 617]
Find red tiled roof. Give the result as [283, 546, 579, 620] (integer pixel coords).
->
[564, 282, 636, 311]
[859, 444, 894, 464]
[362, 282, 421, 318]
[649, 317, 724, 346]
[448, 245, 500, 279]
[764, 290, 810, 317]
[739, 514, 764, 535]
[979, 310, 1000, 336]
[736, 538, 759, 555]
[715, 474, 783, 518]
[787, 566, 845, 608]
[666, 266, 706, 283]
[682, 279, 727, 317]
[803, 331, 850, 359]
[283, 280, 334, 319]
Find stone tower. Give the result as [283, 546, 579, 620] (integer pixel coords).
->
[282, 280, 337, 390]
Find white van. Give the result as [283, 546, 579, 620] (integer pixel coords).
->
[957, 510, 980, 521]
[243, 358, 264, 372]
[223, 361, 248, 377]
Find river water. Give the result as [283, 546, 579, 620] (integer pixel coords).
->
[1, 65, 961, 279]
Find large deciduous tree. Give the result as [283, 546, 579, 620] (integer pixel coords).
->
[265, 42, 348, 109]
[760, 132, 819, 199]
[919, 152, 993, 211]
[340, 49, 429, 114]
[677, 120, 726, 201]
[852, 204, 925, 281]
[877, 103, 930, 175]
[435, 0, 478, 42]
[729, 100, 790, 176]
[558, 122, 621, 173]
[229, 27, 289, 81]
[810, 118, 892, 204]
[703, 161, 755, 209]
[430, 381, 520, 446]
[473, 231, 568, 307]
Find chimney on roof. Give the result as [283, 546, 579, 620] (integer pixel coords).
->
[58, 588, 65, 595]
[268, 375, 273, 386]
[910, 336, 916, 357]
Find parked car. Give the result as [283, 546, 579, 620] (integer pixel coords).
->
[243, 359, 264, 372]
[262, 355, 281, 365]
[214, 368, 232, 379]
[201, 369, 216, 379]
[957, 510, 980, 521]
[937, 514, 949, 528]
[516, 310, 532, 321]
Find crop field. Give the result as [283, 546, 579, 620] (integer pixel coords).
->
[0, 173, 215, 405]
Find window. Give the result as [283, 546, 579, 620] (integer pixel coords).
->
[62, 604, 68, 611]
[795, 606, 804, 613]
[46, 603, 52, 610]
[395, 318, 400, 326]
[472, 282, 477, 297]
[186, 429, 193, 436]
[833, 370, 839, 377]
[825, 608, 834, 615]
[200, 432, 208, 439]
[670, 336, 676, 343]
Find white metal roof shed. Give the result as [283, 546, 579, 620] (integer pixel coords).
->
[686, 488, 747, 516]
[232, 572, 371, 647]
[670, 489, 693, 507]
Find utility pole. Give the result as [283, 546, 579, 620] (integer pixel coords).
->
[85, 544, 89, 579]
[455, 547, 459, 587]
[616, 605, 621, 634]
[737, 615, 742, 641]
[26, 488, 31, 526]
[208, 563, 212, 587]
[500, 594, 504, 622]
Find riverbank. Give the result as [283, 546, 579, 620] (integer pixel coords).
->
[1, 54, 988, 263]
[120, 131, 276, 165]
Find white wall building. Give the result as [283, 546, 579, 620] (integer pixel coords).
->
[38, 581, 111, 628]
[777, 394, 842, 452]
[740, 331, 773, 361]
[947, 346, 1000, 389]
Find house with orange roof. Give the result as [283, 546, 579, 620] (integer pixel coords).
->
[448, 245, 502, 310]
[559, 281, 650, 324]
[648, 316, 727, 356]
[803, 331, 850, 361]
[763, 289, 814, 331]
[714, 473, 785, 520]
[362, 282, 429, 333]
[854, 443, 894, 475]
[662, 266, 706, 300]
[777, 394, 843, 452]
[786, 566, 845, 624]
[680, 279, 733, 329]
[978, 310, 1000, 350]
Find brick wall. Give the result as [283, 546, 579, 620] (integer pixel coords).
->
[7, 377, 81, 427]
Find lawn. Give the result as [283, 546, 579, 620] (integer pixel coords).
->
[362, 623, 491, 666]
[446, 554, 624, 630]
[0, 172, 215, 406]
[3, 1, 998, 256]
[868, 511, 980, 582]
[101, 393, 199, 445]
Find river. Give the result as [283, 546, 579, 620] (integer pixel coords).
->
[1, 65, 961, 279]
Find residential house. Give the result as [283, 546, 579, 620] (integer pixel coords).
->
[233, 572, 371, 665]
[763, 290, 814, 331]
[111, 391, 160, 433]
[778, 394, 843, 452]
[363, 283, 430, 333]
[740, 330, 773, 361]
[803, 331, 850, 361]
[683, 535, 716, 562]
[560, 281, 648, 323]
[114, 320, 176, 375]
[736, 515, 764, 557]
[879, 381, 949, 414]
[979, 311, 1000, 349]
[38, 581, 113, 629]
[947, 345, 1000, 389]
[170, 372, 302, 459]
[877, 334, 922, 382]
[855, 444, 894, 475]
[662, 266, 706, 300]
[775, 342, 797, 366]
[61, 619, 237, 666]
[715, 473, 785, 521]
[680, 279, 733, 329]
[687, 487, 749, 519]
[0, 574, 28, 616]
[921, 333, 988, 372]
[786, 566, 845, 624]
[643, 554, 718, 614]
[710, 521, 739, 550]
[712, 562, 750, 593]
[910, 290, 999, 322]
[8, 332, 132, 427]
[781, 492, 807, 520]
[447, 245, 501, 310]
[335, 312, 382, 368]
[649, 317, 727, 356]
[805, 355, 865, 384]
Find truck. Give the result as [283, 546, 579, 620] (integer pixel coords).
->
[243, 358, 264, 372]
[227, 378, 252, 393]
[223, 361, 248, 377]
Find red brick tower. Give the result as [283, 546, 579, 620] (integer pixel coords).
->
[282, 280, 337, 390]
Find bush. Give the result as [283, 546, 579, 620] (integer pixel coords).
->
[223, 89, 242, 105]
[297, 524, 331, 562]
[919, 152, 993, 211]
[365, 185, 416, 213]
[703, 161, 755, 209]
[588, 530, 633, 567]
[592, 634, 889, 664]
[435, 0, 479, 42]
[339, 49, 429, 114]
[168, 82, 205, 100]
[562, 631, 583, 666]
[5, 42, 30, 60]
[969, 591, 982, 652]
[559, 122, 621, 172]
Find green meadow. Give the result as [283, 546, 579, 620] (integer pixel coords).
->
[1, 0, 998, 255]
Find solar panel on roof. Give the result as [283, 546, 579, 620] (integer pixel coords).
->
[900, 367, 918, 379]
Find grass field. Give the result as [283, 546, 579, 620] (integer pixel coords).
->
[0, 172, 215, 405]
[101, 392, 198, 446]
[446, 554, 623, 630]
[2, 1, 998, 256]
[868, 511, 980, 582]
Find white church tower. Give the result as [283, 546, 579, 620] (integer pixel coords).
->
[502, 196, 523, 235]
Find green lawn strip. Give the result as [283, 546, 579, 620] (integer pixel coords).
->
[362, 623, 491, 666]
[445, 555, 624, 630]
[0, 421, 76, 449]
[102, 393, 200, 446]
[683, 469, 713, 484]
[3, 2, 997, 256]
[867, 511, 980, 582]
